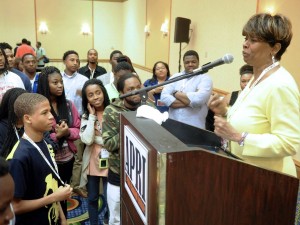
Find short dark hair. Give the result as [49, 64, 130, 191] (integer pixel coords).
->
[37, 41, 41, 46]
[117, 73, 141, 93]
[115, 61, 134, 73]
[63, 50, 79, 61]
[21, 38, 28, 44]
[242, 13, 292, 61]
[151, 61, 170, 83]
[0, 88, 27, 158]
[183, 50, 199, 61]
[87, 48, 97, 55]
[0, 157, 9, 177]
[21, 53, 35, 62]
[109, 50, 123, 60]
[0, 42, 12, 50]
[0, 48, 9, 73]
[14, 93, 48, 119]
[239, 64, 253, 76]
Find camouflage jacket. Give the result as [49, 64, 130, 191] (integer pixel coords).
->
[102, 98, 155, 175]
[102, 99, 128, 175]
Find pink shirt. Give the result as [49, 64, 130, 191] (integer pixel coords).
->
[87, 112, 108, 177]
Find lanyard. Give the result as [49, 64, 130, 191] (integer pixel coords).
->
[13, 126, 20, 140]
[22, 133, 66, 186]
[89, 66, 95, 79]
[228, 61, 279, 120]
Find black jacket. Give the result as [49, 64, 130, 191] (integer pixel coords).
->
[78, 64, 107, 79]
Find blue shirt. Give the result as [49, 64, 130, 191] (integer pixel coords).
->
[143, 78, 169, 113]
[11, 68, 32, 92]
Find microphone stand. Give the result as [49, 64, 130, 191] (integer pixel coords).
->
[120, 67, 209, 105]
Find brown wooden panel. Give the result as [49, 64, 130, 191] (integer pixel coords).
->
[121, 114, 159, 225]
[165, 151, 298, 225]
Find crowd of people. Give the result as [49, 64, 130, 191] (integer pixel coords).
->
[0, 12, 299, 225]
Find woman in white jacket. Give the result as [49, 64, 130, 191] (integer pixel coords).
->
[80, 79, 110, 225]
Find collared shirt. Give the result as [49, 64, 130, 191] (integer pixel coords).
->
[78, 64, 107, 80]
[62, 71, 88, 115]
[161, 71, 213, 129]
[97, 71, 114, 86]
[104, 82, 119, 101]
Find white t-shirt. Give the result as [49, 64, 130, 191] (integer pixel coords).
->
[0, 71, 25, 103]
[62, 71, 88, 115]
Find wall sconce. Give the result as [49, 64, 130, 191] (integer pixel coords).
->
[265, 6, 275, 14]
[39, 22, 48, 34]
[160, 21, 169, 36]
[144, 25, 150, 36]
[81, 23, 91, 35]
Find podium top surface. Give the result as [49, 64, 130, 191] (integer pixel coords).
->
[121, 111, 190, 154]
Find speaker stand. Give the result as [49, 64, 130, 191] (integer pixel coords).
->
[178, 42, 182, 73]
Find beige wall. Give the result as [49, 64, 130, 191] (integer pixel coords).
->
[123, 0, 146, 66]
[167, 0, 300, 91]
[93, 1, 125, 60]
[169, 0, 257, 91]
[1, 0, 36, 49]
[1, 0, 128, 61]
[258, 0, 300, 87]
[145, 0, 171, 68]
[36, 0, 93, 59]
[1, 0, 299, 89]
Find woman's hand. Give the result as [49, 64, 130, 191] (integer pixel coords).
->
[154, 86, 164, 94]
[214, 116, 242, 142]
[87, 103, 96, 115]
[208, 94, 228, 116]
[55, 121, 70, 139]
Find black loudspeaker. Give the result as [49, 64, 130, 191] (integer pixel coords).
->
[174, 17, 191, 43]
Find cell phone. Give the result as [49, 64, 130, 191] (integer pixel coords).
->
[99, 158, 108, 169]
[58, 119, 68, 125]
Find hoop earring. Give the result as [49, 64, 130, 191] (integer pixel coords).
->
[272, 55, 276, 64]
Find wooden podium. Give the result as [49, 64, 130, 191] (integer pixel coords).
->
[120, 111, 299, 225]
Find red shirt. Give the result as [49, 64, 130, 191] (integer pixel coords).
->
[15, 44, 36, 58]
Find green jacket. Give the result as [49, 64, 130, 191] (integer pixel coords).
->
[102, 99, 129, 175]
[102, 98, 155, 175]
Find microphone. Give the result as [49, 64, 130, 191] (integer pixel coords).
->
[119, 54, 233, 100]
[193, 54, 234, 73]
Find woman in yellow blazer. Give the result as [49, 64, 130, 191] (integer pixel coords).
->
[210, 13, 300, 177]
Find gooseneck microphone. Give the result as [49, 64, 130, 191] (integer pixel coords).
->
[119, 54, 234, 99]
[193, 54, 234, 74]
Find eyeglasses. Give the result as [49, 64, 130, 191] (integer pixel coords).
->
[155, 67, 166, 71]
